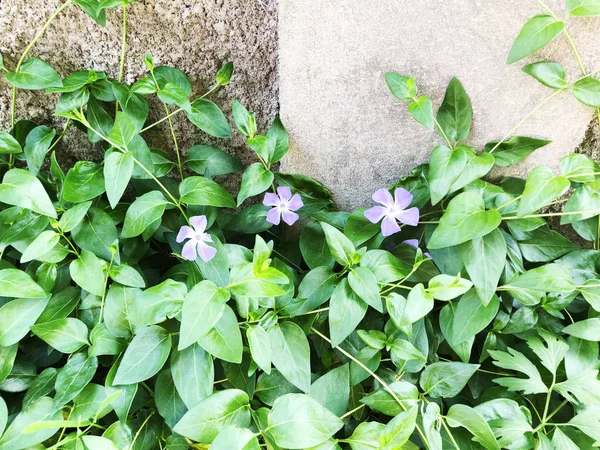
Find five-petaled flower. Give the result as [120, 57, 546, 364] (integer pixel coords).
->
[263, 186, 303, 226]
[364, 188, 419, 236]
[176, 215, 216, 262]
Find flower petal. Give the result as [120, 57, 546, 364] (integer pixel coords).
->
[372, 188, 394, 207]
[394, 188, 413, 209]
[200, 232, 214, 243]
[263, 192, 280, 206]
[282, 210, 299, 226]
[381, 215, 401, 237]
[176, 226, 194, 243]
[197, 241, 217, 262]
[401, 239, 419, 249]
[277, 186, 293, 201]
[189, 215, 208, 233]
[288, 194, 304, 211]
[266, 207, 281, 225]
[364, 206, 387, 224]
[396, 207, 420, 226]
[181, 239, 197, 261]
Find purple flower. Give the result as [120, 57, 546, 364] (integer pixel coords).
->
[263, 186, 303, 226]
[365, 188, 419, 237]
[402, 239, 431, 258]
[176, 215, 216, 262]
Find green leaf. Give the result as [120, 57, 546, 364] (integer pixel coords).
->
[517, 166, 569, 216]
[211, 426, 259, 450]
[451, 290, 500, 345]
[360, 249, 411, 283]
[567, 0, 600, 15]
[266, 116, 289, 164]
[0, 131, 22, 155]
[408, 96, 434, 130]
[53, 354, 98, 410]
[179, 280, 230, 350]
[104, 150, 133, 208]
[436, 77, 472, 141]
[155, 370, 187, 428]
[63, 161, 105, 203]
[560, 153, 598, 183]
[563, 318, 600, 341]
[105, 360, 137, 423]
[58, 202, 92, 233]
[69, 250, 105, 296]
[196, 305, 243, 363]
[71, 206, 119, 262]
[73, 0, 107, 25]
[300, 222, 334, 269]
[295, 266, 337, 312]
[503, 263, 575, 293]
[31, 318, 89, 353]
[187, 145, 243, 176]
[0, 297, 47, 346]
[527, 330, 568, 375]
[428, 192, 501, 249]
[237, 163, 273, 205]
[157, 82, 191, 113]
[173, 389, 250, 443]
[0, 168, 56, 218]
[171, 343, 214, 409]
[104, 284, 138, 338]
[247, 325, 272, 374]
[420, 362, 479, 398]
[380, 405, 418, 449]
[89, 323, 126, 357]
[390, 338, 426, 364]
[484, 136, 551, 167]
[517, 227, 578, 262]
[109, 264, 145, 288]
[267, 394, 344, 449]
[216, 61, 234, 85]
[459, 229, 506, 304]
[447, 147, 494, 194]
[107, 112, 136, 149]
[186, 99, 232, 138]
[321, 222, 357, 267]
[179, 176, 236, 208]
[20, 230, 59, 263]
[231, 100, 256, 138]
[0, 268, 47, 298]
[154, 65, 192, 95]
[384, 73, 417, 100]
[507, 15, 564, 64]
[573, 76, 600, 107]
[23, 126, 55, 176]
[386, 285, 433, 327]
[329, 279, 368, 346]
[309, 364, 350, 417]
[121, 191, 168, 239]
[268, 322, 311, 392]
[488, 347, 547, 394]
[446, 404, 500, 450]
[5, 58, 62, 89]
[360, 381, 418, 416]
[428, 274, 473, 301]
[522, 61, 568, 89]
[114, 325, 171, 384]
[348, 267, 382, 312]
[0, 397, 61, 450]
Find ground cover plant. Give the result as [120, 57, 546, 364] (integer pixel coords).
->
[2, 0, 600, 449]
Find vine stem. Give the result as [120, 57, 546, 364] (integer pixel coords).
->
[488, 89, 564, 154]
[8, 0, 72, 169]
[310, 327, 432, 449]
[117, 4, 127, 83]
[47, 118, 71, 153]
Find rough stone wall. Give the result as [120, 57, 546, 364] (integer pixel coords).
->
[279, 0, 600, 210]
[0, 0, 278, 172]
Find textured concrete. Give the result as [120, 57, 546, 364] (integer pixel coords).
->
[0, 0, 278, 170]
[279, 0, 600, 210]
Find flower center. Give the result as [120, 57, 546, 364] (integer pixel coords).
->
[277, 199, 290, 211]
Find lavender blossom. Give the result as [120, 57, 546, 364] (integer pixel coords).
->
[176, 215, 216, 262]
[263, 186, 303, 226]
[365, 188, 419, 237]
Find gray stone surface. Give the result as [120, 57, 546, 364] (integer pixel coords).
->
[0, 0, 278, 171]
[279, 0, 600, 210]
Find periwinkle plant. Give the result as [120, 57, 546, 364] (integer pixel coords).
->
[1, 1, 600, 449]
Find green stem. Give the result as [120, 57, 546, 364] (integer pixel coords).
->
[340, 404, 366, 420]
[488, 89, 564, 154]
[310, 327, 432, 450]
[164, 103, 184, 180]
[98, 253, 115, 324]
[8, 0, 72, 169]
[129, 412, 155, 450]
[47, 118, 71, 153]
[117, 4, 127, 83]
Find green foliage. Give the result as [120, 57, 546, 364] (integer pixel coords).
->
[1, 2, 600, 449]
